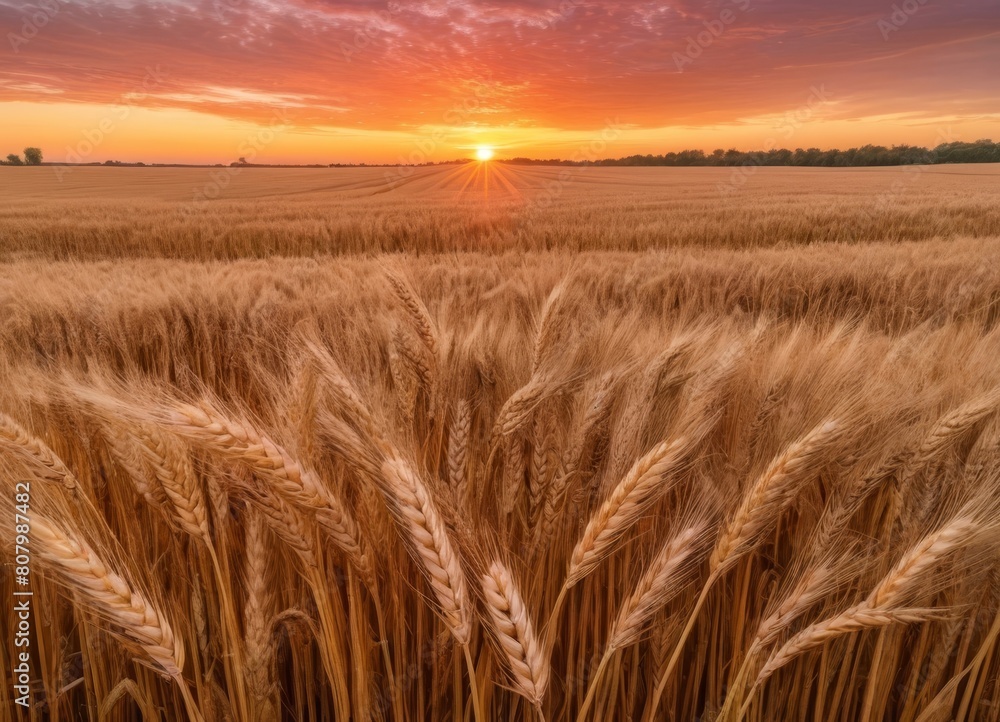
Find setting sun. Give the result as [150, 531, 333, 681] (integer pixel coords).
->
[475, 146, 494, 161]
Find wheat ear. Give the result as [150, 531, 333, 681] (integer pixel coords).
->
[529, 414, 557, 529]
[246, 481, 318, 570]
[711, 419, 841, 575]
[757, 513, 984, 684]
[448, 399, 472, 510]
[715, 560, 844, 722]
[386, 271, 439, 358]
[643, 419, 841, 722]
[243, 514, 278, 717]
[493, 375, 552, 440]
[163, 401, 371, 582]
[0, 412, 77, 491]
[133, 423, 211, 542]
[577, 523, 706, 722]
[567, 436, 689, 587]
[381, 456, 471, 644]
[102, 424, 169, 512]
[913, 388, 1000, 467]
[303, 338, 376, 430]
[532, 375, 616, 553]
[482, 560, 550, 709]
[609, 523, 707, 650]
[30, 514, 184, 678]
[753, 562, 839, 651]
[532, 281, 565, 374]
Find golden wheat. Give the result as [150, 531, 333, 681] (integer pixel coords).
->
[3, 169, 1000, 721]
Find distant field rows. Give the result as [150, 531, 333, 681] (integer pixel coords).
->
[2, 237, 1000, 356]
[2, 164, 999, 259]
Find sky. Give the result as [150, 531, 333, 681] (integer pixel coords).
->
[0, 0, 998, 164]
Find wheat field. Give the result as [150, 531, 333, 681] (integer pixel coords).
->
[3, 166, 1000, 721]
[3, 164, 1000, 259]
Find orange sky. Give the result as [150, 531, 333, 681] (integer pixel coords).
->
[1, 0, 998, 164]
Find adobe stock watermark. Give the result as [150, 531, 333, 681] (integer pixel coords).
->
[537, 0, 586, 30]
[212, 0, 248, 23]
[11, 480, 34, 708]
[382, 84, 494, 189]
[844, 126, 959, 241]
[717, 84, 833, 197]
[523, 119, 627, 211]
[877, 0, 931, 40]
[340, 2, 402, 62]
[7, 0, 71, 53]
[180, 108, 291, 214]
[673, 0, 752, 72]
[54, 65, 169, 182]
[871, 128, 957, 213]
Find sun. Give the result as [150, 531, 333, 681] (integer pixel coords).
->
[475, 146, 494, 161]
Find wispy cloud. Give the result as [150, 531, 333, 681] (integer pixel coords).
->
[0, 0, 996, 157]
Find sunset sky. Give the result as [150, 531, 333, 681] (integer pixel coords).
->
[1, 0, 998, 164]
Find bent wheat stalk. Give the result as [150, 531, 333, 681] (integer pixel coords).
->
[566, 436, 691, 589]
[28, 514, 202, 720]
[643, 419, 841, 722]
[0, 412, 77, 492]
[545, 436, 691, 654]
[738, 512, 987, 720]
[717, 559, 845, 720]
[577, 523, 706, 722]
[162, 400, 373, 584]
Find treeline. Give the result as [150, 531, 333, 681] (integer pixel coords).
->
[1, 147, 42, 166]
[504, 140, 1000, 167]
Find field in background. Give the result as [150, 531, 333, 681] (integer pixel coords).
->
[2, 164, 1000, 259]
[3, 168, 1000, 721]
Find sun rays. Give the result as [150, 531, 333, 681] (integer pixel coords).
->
[432, 158, 523, 200]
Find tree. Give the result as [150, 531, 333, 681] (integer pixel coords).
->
[23, 147, 42, 165]
[6, 153, 22, 166]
